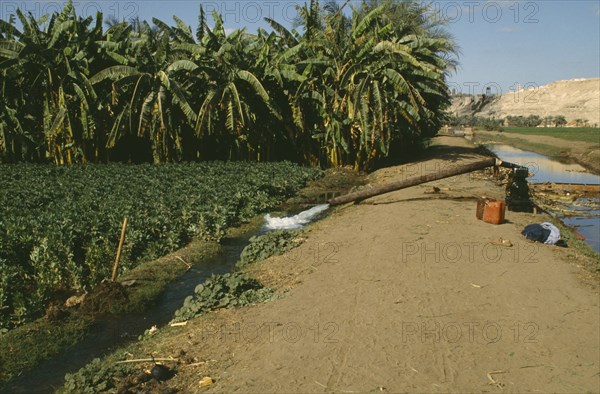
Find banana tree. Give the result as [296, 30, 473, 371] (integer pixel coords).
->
[0, 0, 457, 168]
[279, 0, 455, 170]
[90, 18, 198, 163]
[0, 1, 105, 163]
[194, 10, 282, 161]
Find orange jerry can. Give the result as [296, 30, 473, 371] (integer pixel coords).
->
[482, 200, 506, 225]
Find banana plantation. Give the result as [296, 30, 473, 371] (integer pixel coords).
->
[0, 0, 456, 170]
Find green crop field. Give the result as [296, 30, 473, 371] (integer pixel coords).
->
[0, 0, 458, 362]
[0, 162, 321, 330]
[502, 127, 600, 144]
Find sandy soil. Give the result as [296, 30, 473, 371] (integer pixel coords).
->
[155, 137, 599, 393]
[475, 130, 600, 174]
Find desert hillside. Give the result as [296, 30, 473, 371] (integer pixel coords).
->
[449, 78, 600, 126]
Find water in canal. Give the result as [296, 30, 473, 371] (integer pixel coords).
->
[2, 226, 260, 393]
[486, 144, 599, 252]
[2, 202, 332, 393]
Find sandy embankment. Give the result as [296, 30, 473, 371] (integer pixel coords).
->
[157, 136, 599, 393]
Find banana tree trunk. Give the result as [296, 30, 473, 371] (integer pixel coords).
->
[328, 157, 500, 206]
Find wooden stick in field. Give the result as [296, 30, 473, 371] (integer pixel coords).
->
[115, 357, 178, 364]
[111, 217, 128, 282]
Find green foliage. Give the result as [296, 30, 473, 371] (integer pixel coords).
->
[0, 162, 320, 330]
[447, 115, 504, 131]
[61, 274, 274, 392]
[477, 117, 504, 131]
[0, 314, 93, 383]
[171, 273, 275, 323]
[61, 357, 133, 394]
[502, 127, 600, 144]
[505, 115, 543, 127]
[237, 230, 303, 268]
[450, 113, 599, 141]
[61, 272, 274, 392]
[0, 0, 456, 170]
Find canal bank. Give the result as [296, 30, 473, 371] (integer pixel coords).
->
[53, 136, 600, 393]
[473, 129, 600, 175]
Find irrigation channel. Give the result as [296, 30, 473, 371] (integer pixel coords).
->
[486, 144, 600, 252]
[3, 203, 330, 393]
[4, 146, 598, 392]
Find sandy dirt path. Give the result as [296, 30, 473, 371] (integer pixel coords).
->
[169, 137, 599, 393]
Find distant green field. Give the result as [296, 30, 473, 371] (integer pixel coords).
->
[502, 127, 600, 144]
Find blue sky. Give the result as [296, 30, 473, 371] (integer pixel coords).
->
[1, 1, 598, 94]
[442, 0, 600, 94]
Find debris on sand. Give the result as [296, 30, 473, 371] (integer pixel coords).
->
[199, 376, 214, 387]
